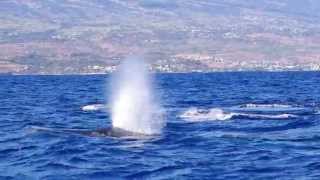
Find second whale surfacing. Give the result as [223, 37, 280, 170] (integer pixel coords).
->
[31, 126, 151, 139]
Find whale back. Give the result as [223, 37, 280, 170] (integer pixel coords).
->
[81, 127, 142, 137]
[31, 126, 146, 138]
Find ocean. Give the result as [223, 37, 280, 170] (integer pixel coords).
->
[1, 72, 320, 179]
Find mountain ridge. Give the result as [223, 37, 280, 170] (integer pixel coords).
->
[1, 0, 320, 74]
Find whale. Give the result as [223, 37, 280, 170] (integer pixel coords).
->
[30, 126, 147, 138]
[76, 127, 146, 138]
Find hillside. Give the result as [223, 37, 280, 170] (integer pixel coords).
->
[1, 0, 320, 74]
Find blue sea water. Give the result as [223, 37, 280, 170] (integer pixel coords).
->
[0, 72, 320, 179]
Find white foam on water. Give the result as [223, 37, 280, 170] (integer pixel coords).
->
[180, 107, 235, 122]
[81, 104, 106, 111]
[110, 58, 165, 135]
[179, 107, 298, 122]
[230, 103, 304, 112]
[243, 113, 298, 119]
[242, 104, 292, 108]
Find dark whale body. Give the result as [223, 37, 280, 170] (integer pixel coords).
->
[77, 127, 143, 138]
[31, 126, 146, 138]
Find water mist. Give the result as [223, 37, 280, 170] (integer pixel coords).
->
[110, 58, 165, 135]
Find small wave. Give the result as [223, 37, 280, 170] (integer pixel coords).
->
[179, 108, 235, 122]
[179, 107, 298, 122]
[242, 104, 292, 108]
[229, 103, 304, 112]
[81, 104, 106, 111]
[241, 113, 298, 119]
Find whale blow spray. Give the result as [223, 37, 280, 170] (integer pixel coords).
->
[110, 58, 165, 135]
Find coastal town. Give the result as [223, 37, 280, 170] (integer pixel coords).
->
[0, 0, 320, 74]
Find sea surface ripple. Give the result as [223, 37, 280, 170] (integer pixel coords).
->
[0, 72, 320, 179]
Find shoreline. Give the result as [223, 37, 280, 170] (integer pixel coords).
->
[1, 70, 319, 76]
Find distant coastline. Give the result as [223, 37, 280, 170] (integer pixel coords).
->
[1, 1, 320, 76]
[1, 70, 319, 76]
